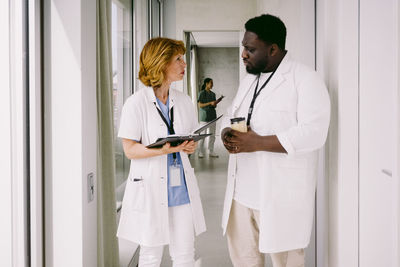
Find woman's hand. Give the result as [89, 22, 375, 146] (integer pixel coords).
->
[160, 140, 197, 155]
[182, 140, 197, 154]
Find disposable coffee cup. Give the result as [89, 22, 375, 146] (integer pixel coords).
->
[230, 117, 247, 132]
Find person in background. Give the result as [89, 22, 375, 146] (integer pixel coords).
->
[117, 37, 206, 267]
[220, 14, 330, 267]
[197, 78, 220, 158]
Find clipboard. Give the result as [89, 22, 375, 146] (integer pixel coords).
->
[146, 114, 223, 148]
[146, 133, 211, 148]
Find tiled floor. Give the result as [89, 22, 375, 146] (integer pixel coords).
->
[161, 145, 232, 266]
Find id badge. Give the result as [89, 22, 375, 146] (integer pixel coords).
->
[170, 164, 182, 187]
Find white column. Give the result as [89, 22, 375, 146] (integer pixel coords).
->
[44, 0, 97, 266]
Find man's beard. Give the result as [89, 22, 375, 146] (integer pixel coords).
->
[246, 65, 263, 75]
[246, 67, 262, 75]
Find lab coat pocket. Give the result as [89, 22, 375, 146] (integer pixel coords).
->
[278, 158, 308, 186]
[124, 177, 146, 212]
[276, 158, 309, 204]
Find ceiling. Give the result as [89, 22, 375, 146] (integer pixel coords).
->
[190, 31, 240, 48]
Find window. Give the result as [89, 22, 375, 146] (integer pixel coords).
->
[111, 0, 133, 191]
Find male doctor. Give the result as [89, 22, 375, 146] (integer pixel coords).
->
[221, 14, 330, 267]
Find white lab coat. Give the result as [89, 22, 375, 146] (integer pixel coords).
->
[221, 54, 330, 253]
[117, 87, 206, 247]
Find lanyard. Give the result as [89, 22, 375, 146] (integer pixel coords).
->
[155, 105, 175, 134]
[154, 103, 177, 159]
[246, 70, 276, 126]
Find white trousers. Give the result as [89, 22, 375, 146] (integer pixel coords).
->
[198, 122, 216, 154]
[138, 204, 195, 267]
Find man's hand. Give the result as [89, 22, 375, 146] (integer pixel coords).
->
[221, 126, 287, 154]
[221, 127, 234, 153]
[221, 127, 261, 153]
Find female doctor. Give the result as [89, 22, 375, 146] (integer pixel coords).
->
[117, 37, 206, 267]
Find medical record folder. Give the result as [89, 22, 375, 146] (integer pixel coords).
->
[146, 133, 212, 148]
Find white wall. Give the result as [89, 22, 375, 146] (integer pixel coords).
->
[317, 1, 400, 266]
[197, 47, 240, 138]
[175, 0, 257, 38]
[359, 1, 399, 266]
[316, 0, 360, 266]
[44, 0, 97, 266]
[398, 2, 400, 262]
[256, 0, 315, 68]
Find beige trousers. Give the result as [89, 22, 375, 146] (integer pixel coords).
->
[226, 200, 305, 267]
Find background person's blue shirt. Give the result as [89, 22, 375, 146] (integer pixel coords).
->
[156, 97, 190, 207]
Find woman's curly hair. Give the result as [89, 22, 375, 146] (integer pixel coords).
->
[138, 37, 186, 88]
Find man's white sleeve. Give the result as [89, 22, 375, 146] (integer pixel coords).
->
[276, 74, 331, 155]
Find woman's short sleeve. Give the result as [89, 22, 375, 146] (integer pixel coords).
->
[118, 97, 142, 142]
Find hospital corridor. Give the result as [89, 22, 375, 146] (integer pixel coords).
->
[2, 0, 400, 267]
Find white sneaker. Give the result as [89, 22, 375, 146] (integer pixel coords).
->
[209, 152, 219, 158]
[198, 152, 204, 158]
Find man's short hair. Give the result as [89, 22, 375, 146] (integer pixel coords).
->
[245, 14, 287, 50]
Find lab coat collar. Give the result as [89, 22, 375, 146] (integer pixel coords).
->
[233, 53, 293, 113]
[256, 52, 291, 100]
